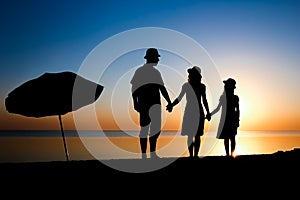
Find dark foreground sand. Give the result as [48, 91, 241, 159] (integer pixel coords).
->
[0, 148, 299, 196]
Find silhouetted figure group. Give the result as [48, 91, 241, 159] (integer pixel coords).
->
[130, 48, 240, 159]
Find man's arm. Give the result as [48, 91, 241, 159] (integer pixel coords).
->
[159, 85, 173, 112]
[160, 85, 171, 104]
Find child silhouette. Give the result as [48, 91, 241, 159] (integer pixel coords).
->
[210, 78, 240, 157]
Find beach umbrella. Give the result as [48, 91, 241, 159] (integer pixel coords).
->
[5, 71, 104, 161]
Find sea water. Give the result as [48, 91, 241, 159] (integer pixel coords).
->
[0, 130, 299, 163]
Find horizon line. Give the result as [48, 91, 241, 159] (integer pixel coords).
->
[1, 129, 300, 132]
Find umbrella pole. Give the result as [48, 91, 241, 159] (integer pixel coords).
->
[58, 115, 69, 161]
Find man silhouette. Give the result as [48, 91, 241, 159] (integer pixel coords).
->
[130, 48, 172, 159]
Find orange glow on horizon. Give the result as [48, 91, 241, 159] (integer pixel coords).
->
[1, 101, 300, 131]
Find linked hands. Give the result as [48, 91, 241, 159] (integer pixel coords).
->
[166, 99, 179, 113]
[206, 112, 211, 121]
[166, 103, 173, 112]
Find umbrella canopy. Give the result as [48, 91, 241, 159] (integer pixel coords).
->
[5, 71, 104, 161]
[5, 71, 103, 117]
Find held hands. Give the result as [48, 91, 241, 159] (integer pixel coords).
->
[166, 103, 173, 112]
[206, 113, 211, 121]
[166, 99, 178, 112]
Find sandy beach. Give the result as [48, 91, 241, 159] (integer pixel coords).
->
[1, 148, 299, 180]
[0, 148, 298, 199]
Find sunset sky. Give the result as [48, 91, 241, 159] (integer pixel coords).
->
[1, 0, 300, 131]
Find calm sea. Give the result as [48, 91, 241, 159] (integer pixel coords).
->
[0, 130, 299, 163]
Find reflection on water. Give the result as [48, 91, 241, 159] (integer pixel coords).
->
[0, 130, 299, 163]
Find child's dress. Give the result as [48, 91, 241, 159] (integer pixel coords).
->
[216, 93, 239, 139]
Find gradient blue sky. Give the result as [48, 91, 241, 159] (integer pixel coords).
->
[1, 0, 300, 130]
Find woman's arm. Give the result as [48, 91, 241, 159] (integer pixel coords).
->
[171, 84, 186, 107]
[202, 85, 211, 119]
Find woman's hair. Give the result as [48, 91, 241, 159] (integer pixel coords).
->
[188, 73, 202, 83]
[188, 66, 202, 83]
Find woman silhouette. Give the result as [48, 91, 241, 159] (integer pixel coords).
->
[210, 78, 240, 157]
[169, 66, 211, 158]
